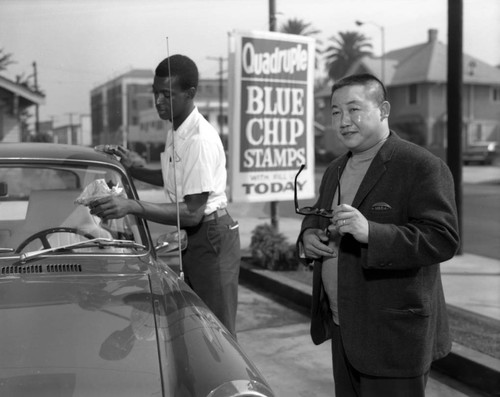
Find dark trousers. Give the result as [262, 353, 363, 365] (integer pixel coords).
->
[331, 324, 429, 397]
[182, 213, 240, 337]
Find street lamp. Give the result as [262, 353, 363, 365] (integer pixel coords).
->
[355, 20, 385, 84]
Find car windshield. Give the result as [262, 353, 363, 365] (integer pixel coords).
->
[0, 163, 147, 256]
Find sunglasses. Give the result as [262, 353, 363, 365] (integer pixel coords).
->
[294, 164, 341, 219]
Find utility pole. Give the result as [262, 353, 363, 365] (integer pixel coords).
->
[67, 112, 76, 145]
[447, 0, 463, 254]
[269, 0, 279, 231]
[32, 61, 40, 135]
[269, 0, 277, 31]
[207, 56, 226, 147]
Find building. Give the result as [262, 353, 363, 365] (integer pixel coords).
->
[90, 69, 154, 149]
[51, 114, 92, 146]
[90, 70, 228, 162]
[316, 29, 500, 160]
[0, 74, 45, 142]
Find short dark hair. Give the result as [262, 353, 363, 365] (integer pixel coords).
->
[331, 73, 387, 104]
[155, 54, 199, 90]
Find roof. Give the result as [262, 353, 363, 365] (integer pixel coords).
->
[91, 69, 153, 92]
[0, 74, 45, 105]
[349, 29, 500, 86]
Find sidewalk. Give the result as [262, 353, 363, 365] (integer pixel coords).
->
[235, 212, 500, 323]
[233, 212, 500, 395]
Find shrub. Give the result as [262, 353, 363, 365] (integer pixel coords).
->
[249, 223, 298, 271]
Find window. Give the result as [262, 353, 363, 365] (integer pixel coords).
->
[408, 84, 418, 105]
[217, 114, 228, 126]
[492, 87, 500, 102]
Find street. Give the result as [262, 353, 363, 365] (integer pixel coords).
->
[462, 182, 500, 259]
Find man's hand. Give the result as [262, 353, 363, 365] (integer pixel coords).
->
[89, 195, 136, 221]
[332, 204, 369, 243]
[95, 145, 134, 168]
[302, 228, 337, 259]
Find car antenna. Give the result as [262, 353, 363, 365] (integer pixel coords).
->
[166, 37, 185, 281]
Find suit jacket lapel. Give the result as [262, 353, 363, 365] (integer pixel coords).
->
[351, 132, 398, 209]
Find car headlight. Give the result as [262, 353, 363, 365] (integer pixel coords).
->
[487, 142, 497, 152]
[207, 380, 275, 397]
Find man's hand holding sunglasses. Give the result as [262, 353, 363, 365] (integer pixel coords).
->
[332, 204, 369, 244]
[301, 228, 338, 260]
[300, 204, 369, 261]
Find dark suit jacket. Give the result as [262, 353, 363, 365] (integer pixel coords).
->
[298, 132, 460, 377]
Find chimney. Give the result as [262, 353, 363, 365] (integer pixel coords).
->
[428, 29, 438, 42]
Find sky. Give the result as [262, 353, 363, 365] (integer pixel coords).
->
[1, 0, 499, 125]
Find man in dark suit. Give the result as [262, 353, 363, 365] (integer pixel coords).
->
[297, 73, 460, 396]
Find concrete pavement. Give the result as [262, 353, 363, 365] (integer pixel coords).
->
[234, 213, 500, 324]
[236, 284, 491, 397]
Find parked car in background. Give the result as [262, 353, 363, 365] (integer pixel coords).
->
[463, 141, 499, 165]
[0, 143, 274, 397]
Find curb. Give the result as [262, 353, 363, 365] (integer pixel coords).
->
[239, 259, 500, 396]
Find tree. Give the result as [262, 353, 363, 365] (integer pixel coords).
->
[280, 17, 321, 36]
[324, 31, 373, 81]
[0, 48, 15, 72]
[279, 18, 323, 69]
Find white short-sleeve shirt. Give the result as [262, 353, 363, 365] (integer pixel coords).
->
[160, 107, 228, 215]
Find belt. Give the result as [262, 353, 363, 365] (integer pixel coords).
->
[201, 208, 229, 223]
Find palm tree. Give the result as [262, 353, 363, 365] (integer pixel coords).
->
[280, 18, 321, 36]
[0, 48, 14, 72]
[324, 31, 373, 81]
[279, 18, 322, 69]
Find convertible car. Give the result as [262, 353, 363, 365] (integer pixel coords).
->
[0, 143, 274, 397]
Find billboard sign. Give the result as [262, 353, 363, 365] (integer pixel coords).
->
[228, 30, 316, 202]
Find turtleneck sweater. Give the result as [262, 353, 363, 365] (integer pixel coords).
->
[322, 137, 387, 325]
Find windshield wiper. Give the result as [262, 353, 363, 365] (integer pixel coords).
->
[19, 238, 146, 263]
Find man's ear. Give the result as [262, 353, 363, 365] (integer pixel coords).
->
[380, 101, 391, 120]
[186, 87, 197, 100]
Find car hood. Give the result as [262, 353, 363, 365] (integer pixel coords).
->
[0, 259, 275, 397]
[0, 271, 163, 396]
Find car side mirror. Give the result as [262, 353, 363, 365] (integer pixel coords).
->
[155, 229, 187, 253]
[0, 182, 8, 197]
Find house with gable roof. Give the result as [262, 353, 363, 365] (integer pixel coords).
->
[0, 74, 45, 142]
[315, 29, 500, 161]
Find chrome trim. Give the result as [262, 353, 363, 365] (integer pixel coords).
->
[207, 380, 275, 397]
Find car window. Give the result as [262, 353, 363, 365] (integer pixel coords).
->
[0, 164, 146, 255]
[0, 167, 78, 200]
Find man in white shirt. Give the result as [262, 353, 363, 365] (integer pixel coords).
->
[90, 55, 240, 337]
